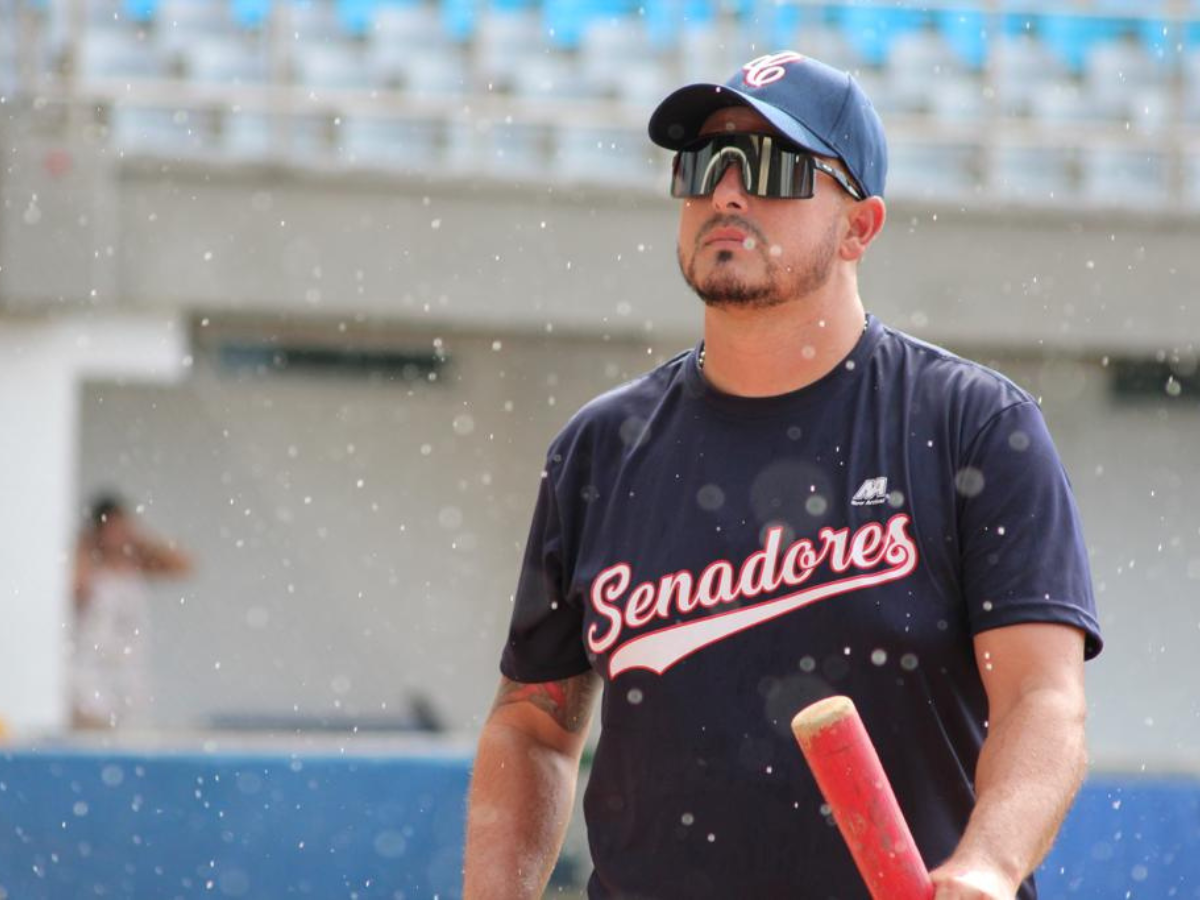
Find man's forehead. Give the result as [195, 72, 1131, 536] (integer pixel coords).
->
[698, 105, 780, 138]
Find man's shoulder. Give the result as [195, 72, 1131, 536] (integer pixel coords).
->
[547, 349, 692, 460]
[875, 321, 1036, 414]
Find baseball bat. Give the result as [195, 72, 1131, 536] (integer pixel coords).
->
[791, 695, 934, 900]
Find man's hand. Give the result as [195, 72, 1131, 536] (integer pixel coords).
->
[930, 860, 1018, 899]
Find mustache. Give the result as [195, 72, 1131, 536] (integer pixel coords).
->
[695, 214, 769, 252]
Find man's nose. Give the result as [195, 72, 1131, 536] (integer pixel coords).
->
[711, 161, 749, 211]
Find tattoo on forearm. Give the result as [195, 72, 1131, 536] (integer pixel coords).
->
[494, 674, 598, 733]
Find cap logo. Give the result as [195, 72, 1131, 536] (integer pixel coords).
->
[742, 52, 805, 88]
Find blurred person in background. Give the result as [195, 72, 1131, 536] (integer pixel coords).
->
[71, 492, 191, 729]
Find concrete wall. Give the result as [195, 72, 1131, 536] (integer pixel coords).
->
[75, 325, 660, 733]
[2, 134, 1199, 359]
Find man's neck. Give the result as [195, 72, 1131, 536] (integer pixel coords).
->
[699, 289, 867, 398]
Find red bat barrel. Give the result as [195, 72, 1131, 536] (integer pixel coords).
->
[791, 695, 934, 900]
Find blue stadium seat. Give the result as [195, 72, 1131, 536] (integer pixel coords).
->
[230, 0, 269, 28]
[157, 0, 239, 58]
[122, 0, 157, 23]
[368, 4, 454, 87]
[936, 9, 987, 69]
[678, 18, 739, 83]
[990, 32, 1068, 117]
[794, 23, 860, 73]
[736, 0, 821, 50]
[580, 14, 649, 95]
[511, 50, 589, 99]
[543, 0, 635, 49]
[336, 0, 378, 35]
[475, 6, 547, 90]
[1037, 13, 1135, 73]
[1084, 37, 1165, 120]
[286, 0, 338, 37]
[889, 27, 965, 113]
[830, 6, 927, 66]
[644, 0, 718, 49]
[439, 0, 475, 40]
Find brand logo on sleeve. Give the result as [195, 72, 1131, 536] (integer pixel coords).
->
[586, 514, 918, 678]
[850, 476, 889, 506]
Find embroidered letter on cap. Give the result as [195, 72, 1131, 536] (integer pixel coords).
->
[742, 51, 806, 88]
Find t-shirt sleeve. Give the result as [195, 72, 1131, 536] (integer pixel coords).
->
[958, 400, 1103, 659]
[499, 462, 592, 683]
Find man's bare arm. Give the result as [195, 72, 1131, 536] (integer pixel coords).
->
[931, 623, 1088, 899]
[463, 671, 600, 900]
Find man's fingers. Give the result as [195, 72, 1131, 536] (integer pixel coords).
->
[930, 865, 1015, 900]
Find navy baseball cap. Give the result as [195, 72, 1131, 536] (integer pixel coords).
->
[648, 51, 888, 199]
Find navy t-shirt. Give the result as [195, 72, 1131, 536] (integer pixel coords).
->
[500, 315, 1102, 900]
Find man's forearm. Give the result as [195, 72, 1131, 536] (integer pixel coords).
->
[947, 686, 1087, 888]
[463, 720, 581, 900]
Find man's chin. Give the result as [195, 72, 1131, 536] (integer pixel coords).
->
[690, 278, 781, 309]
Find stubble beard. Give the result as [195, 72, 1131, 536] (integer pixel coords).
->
[679, 215, 841, 310]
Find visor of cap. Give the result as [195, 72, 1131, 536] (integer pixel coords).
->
[647, 82, 839, 159]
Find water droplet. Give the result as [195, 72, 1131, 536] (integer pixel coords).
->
[697, 484, 725, 511]
[954, 467, 986, 498]
[373, 830, 407, 859]
[626, 688, 644, 705]
[900, 653, 919, 671]
[870, 649, 888, 666]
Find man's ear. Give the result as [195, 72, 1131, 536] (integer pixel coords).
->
[840, 196, 886, 262]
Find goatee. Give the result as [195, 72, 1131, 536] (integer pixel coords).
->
[679, 215, 840, 309]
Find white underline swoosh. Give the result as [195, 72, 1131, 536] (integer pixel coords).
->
[607, 553, 918, 679]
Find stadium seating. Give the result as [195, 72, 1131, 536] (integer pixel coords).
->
[10, 0, 1200, 206]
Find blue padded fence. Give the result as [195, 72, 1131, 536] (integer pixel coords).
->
[0, 743, 471, 899]
[0, 745, 1197, 898]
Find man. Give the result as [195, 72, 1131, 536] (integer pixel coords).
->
[464, 52, 1101, 899]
